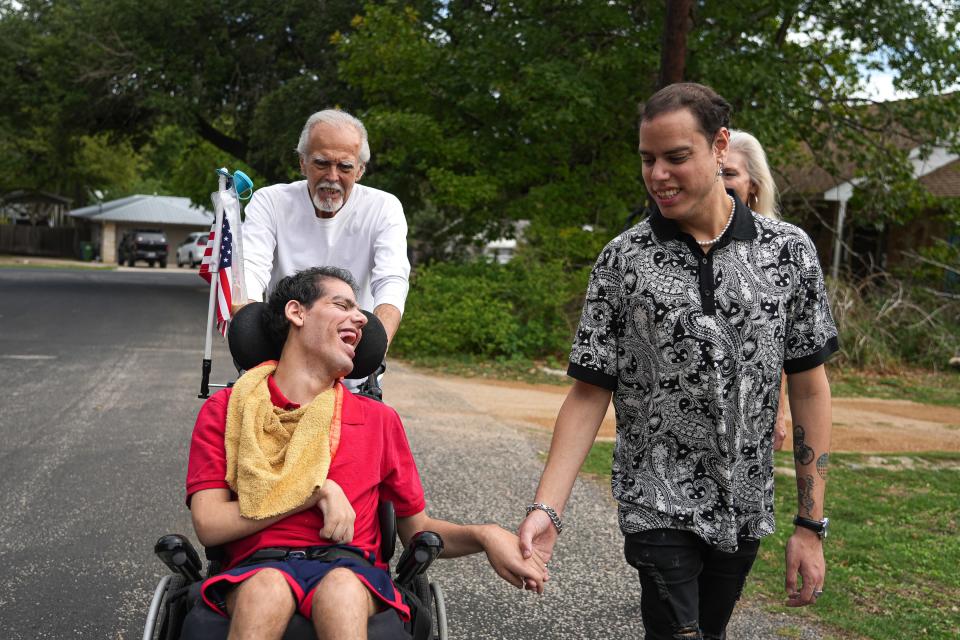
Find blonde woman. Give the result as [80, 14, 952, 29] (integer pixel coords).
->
[724, 129, 780, 218]
[723, 129, 787, 449]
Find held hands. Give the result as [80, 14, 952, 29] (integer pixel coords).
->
[518, 508, 559, 563]
[785, 528, 825, 607]
[518, 509, 558, 592]
[480, 525, 549, 594]
[316, 479, 356, 544]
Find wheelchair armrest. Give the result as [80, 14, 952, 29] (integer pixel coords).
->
[154, 534, 203, 583]
[378, 501, 396, 564]
[394, 531, 444, 588]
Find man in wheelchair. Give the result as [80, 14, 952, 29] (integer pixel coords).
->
[183, 266, 546, 640]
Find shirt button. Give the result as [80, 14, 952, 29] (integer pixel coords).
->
[701, 258, 708, 264]
[704, 290, 712, 297]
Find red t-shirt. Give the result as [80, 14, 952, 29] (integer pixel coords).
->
[186, 378, 426, 569]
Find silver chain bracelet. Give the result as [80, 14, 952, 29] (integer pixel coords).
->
[526, 502, 563, 534]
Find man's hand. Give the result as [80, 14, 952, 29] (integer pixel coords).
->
[784, 528, 825, 607]
[480, 525, 548, 593]
[316, 479, 356, 544]
[773, 410, 787, 451]
[518, 509, 559, 564]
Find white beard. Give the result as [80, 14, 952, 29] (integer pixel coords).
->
[312, 182, 345, 213]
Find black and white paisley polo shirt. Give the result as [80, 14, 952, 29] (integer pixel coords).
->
[568, 192, 839, 552]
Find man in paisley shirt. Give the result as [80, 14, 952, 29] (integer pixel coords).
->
[518, 83, 837, 639]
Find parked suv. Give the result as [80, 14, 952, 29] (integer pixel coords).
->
[176, 231, 208, 268]
[118, 229, 168, 267]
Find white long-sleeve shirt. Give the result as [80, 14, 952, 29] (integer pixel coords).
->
[242, 180, 410, 314]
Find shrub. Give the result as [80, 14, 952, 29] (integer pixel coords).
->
[829, 260, 960, 372]
[392, 257, 591, 360]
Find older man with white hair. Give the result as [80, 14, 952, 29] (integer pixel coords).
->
[242, 109, 409, 350]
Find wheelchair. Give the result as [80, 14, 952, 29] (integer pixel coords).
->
[143, 303, 449, 640]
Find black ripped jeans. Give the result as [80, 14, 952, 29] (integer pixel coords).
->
[624, 529, 760, 640]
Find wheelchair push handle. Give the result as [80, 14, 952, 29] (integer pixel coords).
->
[395, 531, 444, 587]
[155, 534, 204, 583]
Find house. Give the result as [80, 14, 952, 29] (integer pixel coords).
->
[778, 139, 959, 279]
[69, 195, 213, 264]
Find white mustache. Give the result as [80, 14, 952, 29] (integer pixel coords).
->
[316, 181, 344, 195]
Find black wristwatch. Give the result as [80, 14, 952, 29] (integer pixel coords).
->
[794, 515, 829, 539]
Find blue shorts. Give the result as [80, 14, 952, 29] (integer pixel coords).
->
[200, 554, 409, 621]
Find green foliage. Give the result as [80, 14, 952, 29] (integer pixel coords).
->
[143, 126, 264, 207]
[0, 0, 365, 193]
[336, 1, 655, 250]
[3, 0, 959, 237]
[333, 0, 960, 247]
[392, 254, 592, 360]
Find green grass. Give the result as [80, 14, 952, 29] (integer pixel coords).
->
[582, 439, 616, 476]
[749, 451, 960, 639]
[829, 368, 960, 407]
[581, 444, 960, 639]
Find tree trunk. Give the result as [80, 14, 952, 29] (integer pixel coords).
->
[658, 0, 693, 89]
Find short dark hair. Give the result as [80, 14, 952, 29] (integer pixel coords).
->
[640, 82, 732, 142]
[264, 266, 359, 347]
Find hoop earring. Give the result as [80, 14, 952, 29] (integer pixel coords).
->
[748, 193, 758, 208]
[716, 162, 724, 181]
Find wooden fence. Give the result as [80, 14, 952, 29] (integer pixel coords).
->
[0, 224, 88, 258]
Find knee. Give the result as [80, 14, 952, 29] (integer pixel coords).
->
[234, 568, 295, 612]
[312, 568, 368, 611]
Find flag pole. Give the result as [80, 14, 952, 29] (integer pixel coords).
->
[199, 172, 228, 399]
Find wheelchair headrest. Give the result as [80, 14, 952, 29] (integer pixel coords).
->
[228, 302, 387, 380]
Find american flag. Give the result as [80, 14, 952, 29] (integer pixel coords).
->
[199, 215, 234, 336]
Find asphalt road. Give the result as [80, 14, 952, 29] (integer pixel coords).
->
[0, 268, 232, 638]
[0, 268, 830, 639]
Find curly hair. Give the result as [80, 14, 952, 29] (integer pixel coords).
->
[264, 266, 359, 348]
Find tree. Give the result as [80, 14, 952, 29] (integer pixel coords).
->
[659, 0, 693, 88]
[0, 0, 366, 196]
[333, 0, 959, 255]
[336, 1, 661, 258]
[2, 0, 958, 239]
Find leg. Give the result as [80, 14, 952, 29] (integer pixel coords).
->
[624, 529, 705, 640]
[698, 538, 760, 640]
[224, 568, 297, 640]
[309, 567, 379, 640]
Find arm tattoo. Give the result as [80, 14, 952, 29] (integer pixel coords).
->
[797, 474, 816, 518]
[816, 453, 829, 479]
[793, 424, 814, 465]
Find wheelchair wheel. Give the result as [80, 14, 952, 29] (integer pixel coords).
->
[430, 582, 448, 640]
[144, 574, 187, 640]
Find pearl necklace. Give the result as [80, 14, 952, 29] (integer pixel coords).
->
[696, 195, 735, 247]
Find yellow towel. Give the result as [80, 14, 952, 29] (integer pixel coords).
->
[224, 362, 343, 520]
